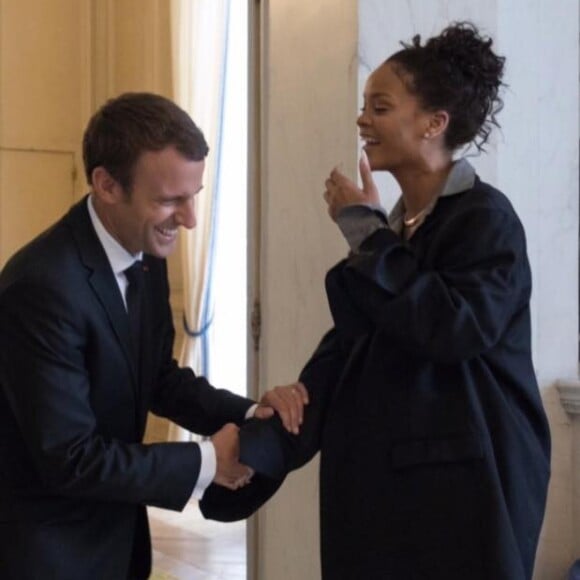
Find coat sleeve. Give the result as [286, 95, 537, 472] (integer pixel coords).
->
[327, 205, 531, 363]
[151, 360, 254, 436]
[247, 328, 348, 476]
[199, 328, 348, 521]
[0, 282, 198, 511]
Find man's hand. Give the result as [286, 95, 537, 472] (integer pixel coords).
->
[254, 382, 309, 435]
[211, 423, 253, 490]
[323, 149, 380, 221]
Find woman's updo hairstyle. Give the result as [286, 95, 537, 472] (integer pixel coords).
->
[388, 22, 505, 152]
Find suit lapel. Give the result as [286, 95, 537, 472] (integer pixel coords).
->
[88, 270, 137, 382]
[64, 198, 139, 388]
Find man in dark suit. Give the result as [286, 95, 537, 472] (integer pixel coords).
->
[0, 93, 306, 580]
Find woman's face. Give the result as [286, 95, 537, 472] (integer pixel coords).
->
[357, 61, 434, 172]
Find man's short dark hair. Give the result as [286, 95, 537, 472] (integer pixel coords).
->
[82, 92, 209, 191]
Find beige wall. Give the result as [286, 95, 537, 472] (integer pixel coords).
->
[0, 0, 88, 265]
[255, 1, 358, 578]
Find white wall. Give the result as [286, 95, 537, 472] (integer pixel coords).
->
[496, 3, 579, 577]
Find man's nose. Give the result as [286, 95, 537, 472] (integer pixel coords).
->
[177, 199, 197, 229]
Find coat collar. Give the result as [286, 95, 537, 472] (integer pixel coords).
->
[388, 158, 476, 237]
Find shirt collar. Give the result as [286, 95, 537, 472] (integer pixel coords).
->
[388, 158, 476, 235]
[86, 195, 143, 275]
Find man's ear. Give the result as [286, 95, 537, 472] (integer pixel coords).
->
[91, 167, 124, 205]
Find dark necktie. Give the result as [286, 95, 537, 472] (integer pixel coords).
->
[124, 260, 145, 366]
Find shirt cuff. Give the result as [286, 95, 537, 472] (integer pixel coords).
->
[336, 204, 388, 251]
[245, 403, 259, 419]
[191, 440, 217, 500]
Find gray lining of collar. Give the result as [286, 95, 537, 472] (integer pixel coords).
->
[388, 158, 476, 230]
[440, 158, 476, 198]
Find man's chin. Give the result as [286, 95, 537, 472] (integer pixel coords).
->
[147, 243, 176, 259]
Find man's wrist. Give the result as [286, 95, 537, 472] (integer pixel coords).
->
[191, 440, 217, 500]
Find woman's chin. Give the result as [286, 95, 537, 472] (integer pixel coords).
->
[363, 147, 386, 170]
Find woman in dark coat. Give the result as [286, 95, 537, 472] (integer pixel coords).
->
[201, 22, 551, 580]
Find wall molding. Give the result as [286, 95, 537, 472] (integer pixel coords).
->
[556, 378, 580, 416]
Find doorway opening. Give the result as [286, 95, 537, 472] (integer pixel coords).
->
[149, 1, 250, 578]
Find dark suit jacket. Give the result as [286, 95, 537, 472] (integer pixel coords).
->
[201, 177, 551, 580]
[0, 198, 254, 580]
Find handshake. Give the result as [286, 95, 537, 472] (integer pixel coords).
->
[210, 382, 309, 490]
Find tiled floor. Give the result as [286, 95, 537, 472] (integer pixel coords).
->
[149, 501, 247, 580]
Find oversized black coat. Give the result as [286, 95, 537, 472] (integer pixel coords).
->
[0, 198, 254, 580]
[201, 176, 551, 580]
